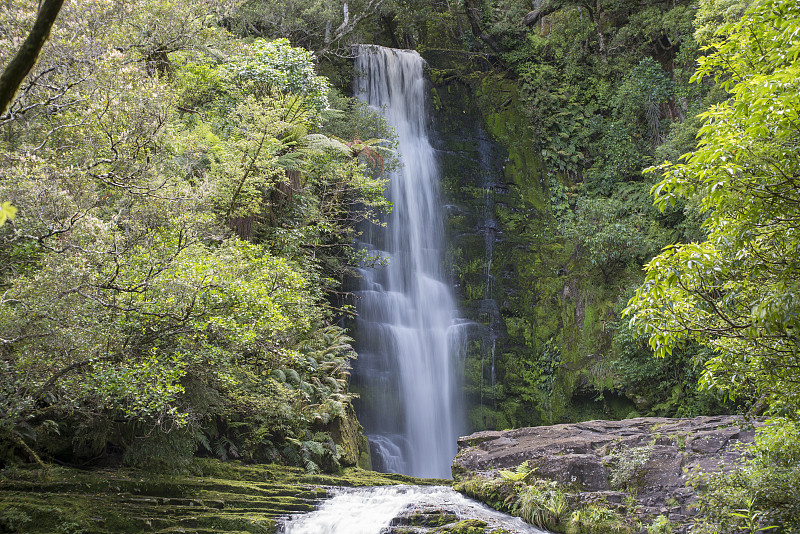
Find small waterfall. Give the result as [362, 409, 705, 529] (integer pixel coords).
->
[280, 486, 549, 534]
[350, 45, 465, 479]
[478, 130, 501, 413]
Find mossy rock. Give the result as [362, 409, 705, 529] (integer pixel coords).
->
[0, 460, 440, 534]
[393, 511, 458, 528]
[436, 519, 488, 533]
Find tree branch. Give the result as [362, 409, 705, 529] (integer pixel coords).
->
[0, 0, 66, 116]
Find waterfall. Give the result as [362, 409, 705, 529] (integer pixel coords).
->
[350, 46, 465, 479]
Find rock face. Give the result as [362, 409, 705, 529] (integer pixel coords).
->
[453, 415, 762, 529]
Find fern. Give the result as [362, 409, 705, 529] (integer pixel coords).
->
[499, 460, 536, 483]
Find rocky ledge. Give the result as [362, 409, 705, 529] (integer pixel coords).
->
[452, 415, 762, 532]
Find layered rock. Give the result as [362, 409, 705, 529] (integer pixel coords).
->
[452, 415, 762, 530]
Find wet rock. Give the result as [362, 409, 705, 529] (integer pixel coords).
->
[390, 507, 458, 527]
[534, 453, 609, 490]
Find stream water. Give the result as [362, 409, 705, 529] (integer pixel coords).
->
[350, 45, 466, 479]
[280, 486, 549, 534]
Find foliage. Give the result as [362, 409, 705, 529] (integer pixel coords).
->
[499, 460, 536, 483]
[623, 2, 800, 527]
[456, 468, 636, 534]
[514, 481, 570, 531]
[646, 515, 675, 534]
[625, 0, 800, 414]
[690, 419, 800, 532]
[425, 0, 728, 432]
[609, 445, 653, 491]
[0, 201, 15, 226]
[232, 0, 385, 53]
[562, 193, 665, 281]
[225, 39, 331, 123]
[0, 0, 391, 471]
[610, 319, 729, 417]
[567, 505, 632, 534]
[507, 337, 561, 413]
[693, 0, 751, 44]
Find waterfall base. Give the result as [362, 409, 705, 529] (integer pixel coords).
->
[280, 485, 549, 534]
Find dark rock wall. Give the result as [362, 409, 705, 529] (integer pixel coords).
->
[423, 49, 636, 433]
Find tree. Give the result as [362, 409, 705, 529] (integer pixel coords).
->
[0, 0, 390, 469]
[625, 0, 800, 414]
[233, 0, 385, 53]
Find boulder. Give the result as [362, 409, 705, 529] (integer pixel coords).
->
[452, 415, 762, 531]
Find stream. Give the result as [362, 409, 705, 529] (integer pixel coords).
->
[280, 485, 549, 534]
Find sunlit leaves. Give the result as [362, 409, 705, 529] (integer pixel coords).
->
[226, 38, 331, 124]
[0, 201, 16, 225]
[0, 0, 392, 469]
[626, 0, 800, 413]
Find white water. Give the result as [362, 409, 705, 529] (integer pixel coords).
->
[281, 486, 549, 534]
[351, 46, 465, 479]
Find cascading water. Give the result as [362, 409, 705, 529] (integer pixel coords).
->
[280, 486, 549, 534]
[477, 129, 501, 416]
[350, 45, 466, 479]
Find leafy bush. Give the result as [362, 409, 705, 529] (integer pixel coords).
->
[226, 38, 331, 123]
[567, 505, 632, 534]
[647, 515, 674, 534]
[515, 481, 570, 531]
[609, 445, 653, 491]
[690, 419, 800, 532]
[0, 507, 32, 533]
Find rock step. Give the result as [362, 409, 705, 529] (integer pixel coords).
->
[119, 505, 313, 516]
[117, 495, 314, 509]
[221, 505, 316, 514]
[129, 514, 274, 529]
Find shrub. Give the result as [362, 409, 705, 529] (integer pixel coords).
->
[647, 515, 674, 534]
[609, 445, 653, 491]
[567, 505, 632, 534]
[515, 481, 570, 531]
[690, 419, 800, 532]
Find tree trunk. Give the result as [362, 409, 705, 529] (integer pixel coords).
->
[0, 0, 66, 116]
[594, 0, 607, 62]
[462, 0, 502, 55]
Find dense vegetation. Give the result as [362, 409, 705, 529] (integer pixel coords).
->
[420, 0, 734, 429]
[0, 0, 393, 473]
[2, 0, 800, 531]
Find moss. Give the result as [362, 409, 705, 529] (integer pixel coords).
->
[401, 511, 458, 527]
[326, 404, 370, 468]
[437, 518, 488, 533]
[0, 460, 441, 534]
[423, 48, 652, 432]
